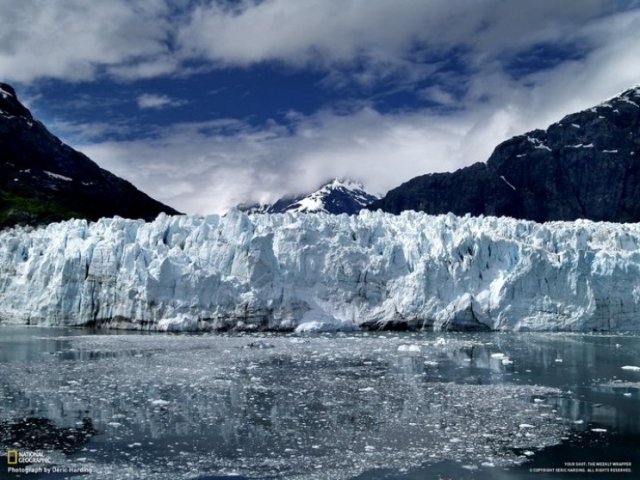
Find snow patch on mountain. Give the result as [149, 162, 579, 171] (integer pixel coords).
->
[240, 178, 380, 215]
[0, 86, 14, 98]
[1, 211, 640, 332]
[44, 171, 73, 182]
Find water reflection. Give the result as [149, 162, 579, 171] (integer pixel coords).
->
[0, 417, 96, 454]
[0, 328, 638, 479]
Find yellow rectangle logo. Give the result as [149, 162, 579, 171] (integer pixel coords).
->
[7, 450, 18, 465]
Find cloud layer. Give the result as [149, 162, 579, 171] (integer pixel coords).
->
[2, 0, 632, 85]
[3, 1, 640, 214]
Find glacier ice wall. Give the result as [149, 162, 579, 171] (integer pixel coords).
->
[1, 210, 640, 331]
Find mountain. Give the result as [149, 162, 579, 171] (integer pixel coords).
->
[0, 82, 180, 229]
[1, 210, 638, 332]
[370, 85, 640, 222]
[239, 178, 379, 214]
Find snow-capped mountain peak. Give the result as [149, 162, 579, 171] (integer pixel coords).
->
[327, 178, 365, 191]
[239, 178, 380, 215]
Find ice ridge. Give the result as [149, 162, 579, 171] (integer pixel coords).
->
[1, 210, 639, 332]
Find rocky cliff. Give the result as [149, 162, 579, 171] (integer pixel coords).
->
[371, 85, 640, 222]
[0, 82, 180, 229]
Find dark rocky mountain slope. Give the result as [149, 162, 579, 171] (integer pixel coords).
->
[0, 82, 179, 229]
[370, 85, 640, 223]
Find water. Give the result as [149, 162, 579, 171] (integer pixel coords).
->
[0, 327, 638, 479]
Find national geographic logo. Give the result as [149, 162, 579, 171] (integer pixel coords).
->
[6, 450, 18, 465]
[5, 449, 51, 465]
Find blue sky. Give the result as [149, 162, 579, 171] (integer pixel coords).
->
[2, 0, 640, 214]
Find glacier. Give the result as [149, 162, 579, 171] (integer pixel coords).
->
[1, 210, 640, 332]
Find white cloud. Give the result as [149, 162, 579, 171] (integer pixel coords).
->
[137, 93, 186, 109]
[0, 0, 627, 86]
[176, 0, 613, 85]
[0, 0, 172, 83]
[70, 102, 528, 214]
[73, 4, 640, 215]
[109, 57, 180, 81]
[48, 120, 134, 143]
[6, 1, 640, 216]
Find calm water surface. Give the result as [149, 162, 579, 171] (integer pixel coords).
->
[0, 326, 638, 479]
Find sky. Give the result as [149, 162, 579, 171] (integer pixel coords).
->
[2, 0, 640, 214]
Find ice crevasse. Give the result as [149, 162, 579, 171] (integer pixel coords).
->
[1, 210, 639, 332]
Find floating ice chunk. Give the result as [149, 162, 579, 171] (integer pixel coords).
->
[555, 358, 563, 363]
[364, 445, 376, 452]
[491, 353, 506, 358]
[502, 358, 513, 365]
[523, 451, 534, 457]
[150, 399, 170, 406]
[107, 422, 122, 427]
[481, 462, 496, 467]
[519, 424, 535, 429]
[246, 341, 275, 349]
[591, 428, 607, 433]
[397, 344, 421, 353]
[621, 366, 640, 371]
[573, 420, 584, 424]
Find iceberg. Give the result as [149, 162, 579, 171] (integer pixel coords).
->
[1, 209, 640, 331]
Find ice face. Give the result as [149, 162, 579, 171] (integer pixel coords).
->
[1, 210, 640, 331]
